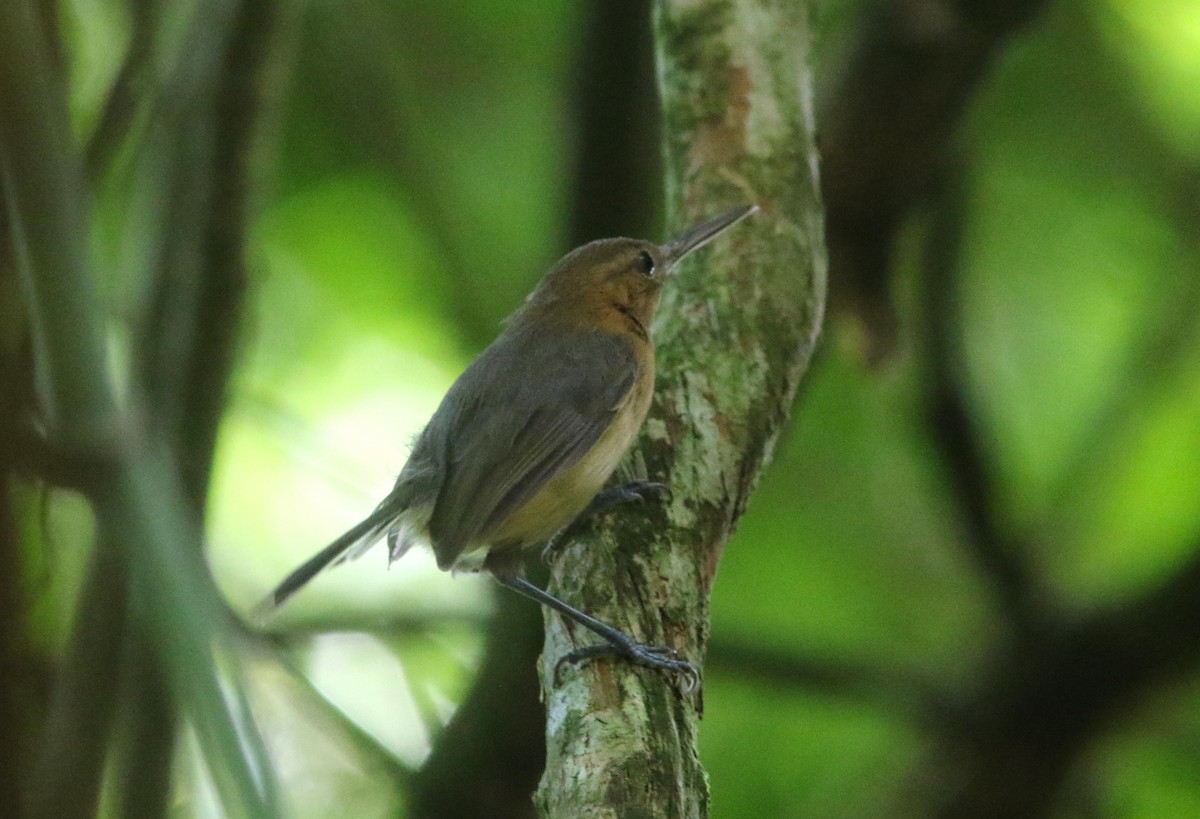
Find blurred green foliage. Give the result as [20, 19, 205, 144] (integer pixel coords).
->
[15, 0, 1200, 816]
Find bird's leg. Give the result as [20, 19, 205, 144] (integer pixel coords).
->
[495, 574, 698, 691]
[541, 480, 668, 563]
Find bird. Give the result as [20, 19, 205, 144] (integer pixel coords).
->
[262, 204, 757, 682]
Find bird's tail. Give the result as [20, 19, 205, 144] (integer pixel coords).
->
[255, 498, 404, 617]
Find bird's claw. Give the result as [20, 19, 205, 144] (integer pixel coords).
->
[606, 480, 670, 505]
[541, 532, 569, 564]
[541, 481, 671, 565]
[554, 639, 700, 693]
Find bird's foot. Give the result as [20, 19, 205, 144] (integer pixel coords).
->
[592, 480, 670, 509]
[541, 481, 670, 564]
[555, 636, 699, 693]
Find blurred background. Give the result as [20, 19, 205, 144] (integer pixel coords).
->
[3, 0, 1200, 816]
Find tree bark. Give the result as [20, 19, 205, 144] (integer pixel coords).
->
[535, 2, 826, 816]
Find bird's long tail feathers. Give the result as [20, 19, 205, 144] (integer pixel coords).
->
[257, 500, 402, 616]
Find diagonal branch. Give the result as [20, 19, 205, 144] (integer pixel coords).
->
[909, 66, 1200, 819]
[84, 1, 157, 182]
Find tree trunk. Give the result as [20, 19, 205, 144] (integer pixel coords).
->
[535, 1, 826, 816]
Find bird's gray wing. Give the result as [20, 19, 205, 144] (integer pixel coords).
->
[424, 327, 639, 567]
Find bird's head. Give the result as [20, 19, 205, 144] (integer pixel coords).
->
[519, 204, 757, 339]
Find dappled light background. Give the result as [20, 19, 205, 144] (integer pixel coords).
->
[12, 0, 1200, 816]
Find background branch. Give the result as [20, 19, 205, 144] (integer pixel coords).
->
[926, 540, 1200, 818]
[1, 1, 281, 815]
[921, 167, 1047, 633]
[9, 0, 1196, 815]
[111, 3, 290, 815]
[821, 0, 1049, 363]
[705, 636, 957, 727]
[25, 549, 127, 819]
[83, 1, 156, 183]
[906, 137, 1200, 819]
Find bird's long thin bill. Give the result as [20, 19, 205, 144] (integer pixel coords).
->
[662, 203, 758, 266]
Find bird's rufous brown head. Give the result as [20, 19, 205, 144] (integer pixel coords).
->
[518, 204, 757, 339]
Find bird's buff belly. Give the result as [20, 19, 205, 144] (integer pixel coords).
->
[488, 384, 651, 552]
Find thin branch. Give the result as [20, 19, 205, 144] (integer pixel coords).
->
[4, 430, 116, 493]
[134, 0, 289, 509]
[1, 5, 130, 815]
[84, 2, 157, 182]
[261, 608, 487, 641]
[105, 4, 292, 815]
[110, 630, 174, 819]
[184, 0, 289, 505]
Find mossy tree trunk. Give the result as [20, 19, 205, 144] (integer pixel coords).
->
[536, 1, 826, 816]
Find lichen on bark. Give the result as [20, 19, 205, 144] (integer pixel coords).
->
[536, 1, 826, 816]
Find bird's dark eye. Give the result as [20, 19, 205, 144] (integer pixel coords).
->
[635, 250, 656, 277]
